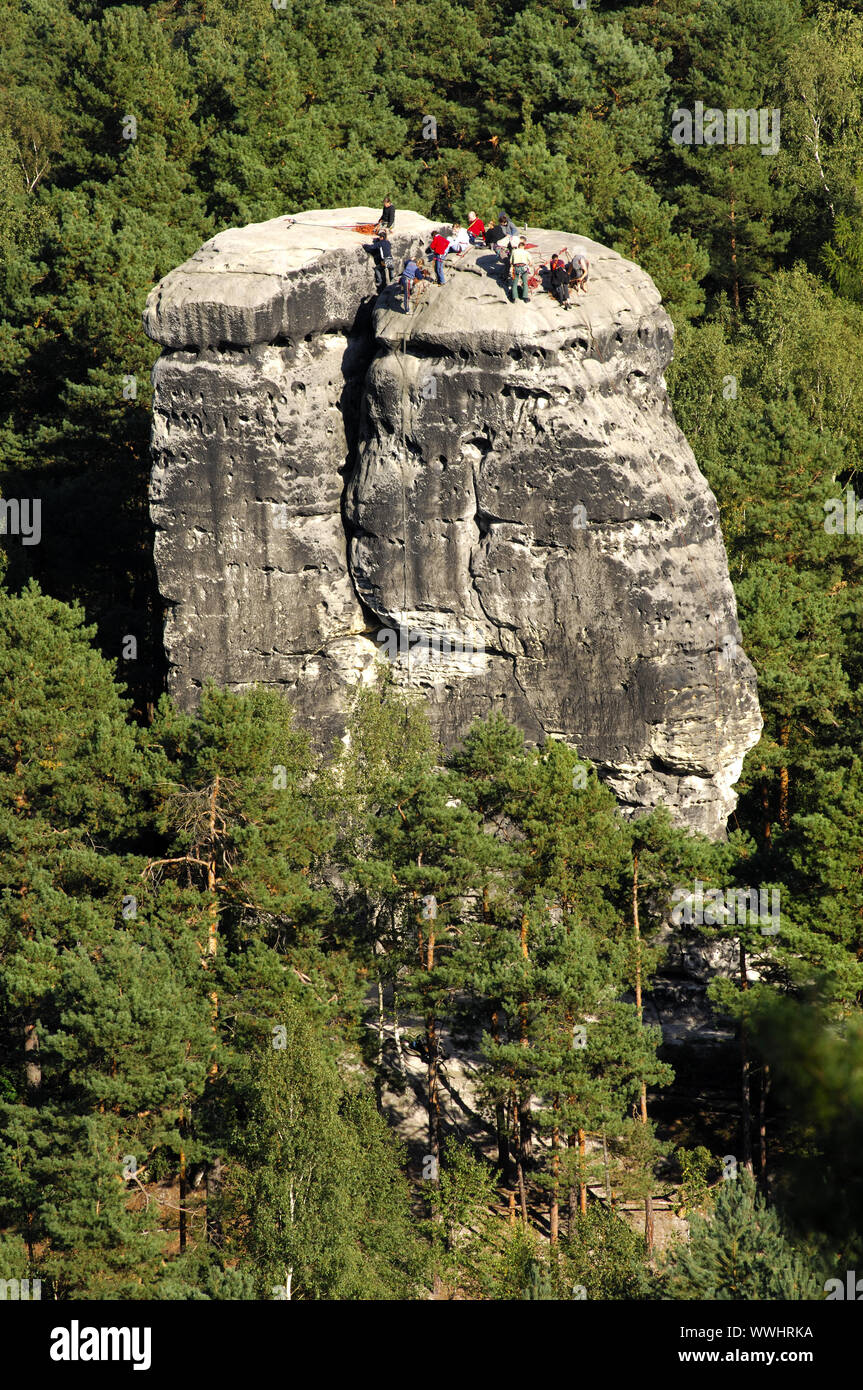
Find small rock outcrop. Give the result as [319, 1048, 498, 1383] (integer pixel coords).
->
[144, 207, 762, 835]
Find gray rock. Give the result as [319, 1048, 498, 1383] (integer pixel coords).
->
[146, 209, 435, 733]
[144, 208, 762, 834]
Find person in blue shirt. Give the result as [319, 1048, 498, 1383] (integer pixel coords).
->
[399, 257, 429, 313]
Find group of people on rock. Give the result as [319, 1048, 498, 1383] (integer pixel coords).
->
[365, 198, 590, 314]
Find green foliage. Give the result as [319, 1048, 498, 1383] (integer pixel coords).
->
[659, 1170, 820, 1300]
[674, 1145, 719, 1216]
[0, 582, 211, 1297]
[224, 999, 424, 1300]
[3, 0, 863, 1302]
[564, 1205, 652, 1301]
[749, 995, 863, 1267]
[426, 1139, 503, 1297]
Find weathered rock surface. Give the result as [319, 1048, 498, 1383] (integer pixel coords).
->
[144, 207, 762, 834]
[146, 208, 434, 720]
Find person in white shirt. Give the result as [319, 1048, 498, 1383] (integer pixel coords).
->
[509, 238, 533, 303]
[448, 222, 470, 254]
[568, 245, 590, 293]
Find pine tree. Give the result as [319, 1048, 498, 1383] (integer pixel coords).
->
[748, 995, 863, 1269]
[351, 753, 501, 1167]
[0, 583, 211, 1295]
[146, 684, 339, 1243]
[321, 670, 438, 1097]
[661, 1169, 819, 1300]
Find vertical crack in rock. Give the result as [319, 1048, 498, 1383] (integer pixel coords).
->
[144, 208, 762, 836]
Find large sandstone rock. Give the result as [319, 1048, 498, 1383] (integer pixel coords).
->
[144, 207, 762, 835]
[146, 208, 434, 721]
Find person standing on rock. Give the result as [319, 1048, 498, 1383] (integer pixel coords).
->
[430, 230, 451, 284]
[509, 238, 532, 303]
[376, 196, 395, 234]
[488, 215, 513, 273]
[549, 253, 570, 308]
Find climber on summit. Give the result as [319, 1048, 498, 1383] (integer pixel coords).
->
[568, 247, 590, 294]
[430, 229, 451, 284]
[549, 253, 570, 309]
[485, 218, 505, 259]
[467, 211, 486, 244]
[509, 238, 532, 303]
[449, 221, 470, 254]
[375, 196, 395, 234]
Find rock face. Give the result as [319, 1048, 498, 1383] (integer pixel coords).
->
[144, 207, 762, 835]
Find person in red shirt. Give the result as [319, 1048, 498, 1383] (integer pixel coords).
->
[467, 212, 486, 245]
[429, 231, 450, 284]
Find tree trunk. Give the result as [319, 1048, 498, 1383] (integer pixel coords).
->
[758, 1061, 770, 1196]
[633, 852, 649, 1128]
[23, 1016, 41, 1095]
[205, 778, 220, 1078]
[416, 893, 440, 1165]
[739, 938, 754, 1174]
[633, 850, 654, 1249]
[550, 1106, 560, 1245]
[761, 767, 771, 844]
[779, 723, 790, 829]
[206, 1155, 223, 1245]
[729, 166, 740, 311]
[23, 1014, 39, 1268]
[518, 911, 532, 1164]
[425, 922, 440, 1166]
[179, 1105, 187, 1253]
[375, 977, 385, 1111]
[491, 1010, 511, 1179]
[514, 1092, 528, 1224]
[392, 990, 407, 1078]
[633, 850, 642, 1019]
[518, 1094, 532, 1171]
[578, 1128, 587, 1214]
[516, 1159, 529, 1226]
[426, 1012, 440, 1164]
[205, 778, 223, 1242]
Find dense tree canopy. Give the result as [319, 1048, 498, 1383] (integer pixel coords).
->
[2, 0, 862, 1301]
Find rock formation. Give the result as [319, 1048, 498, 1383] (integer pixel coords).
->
[144, 207, 762, 836]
